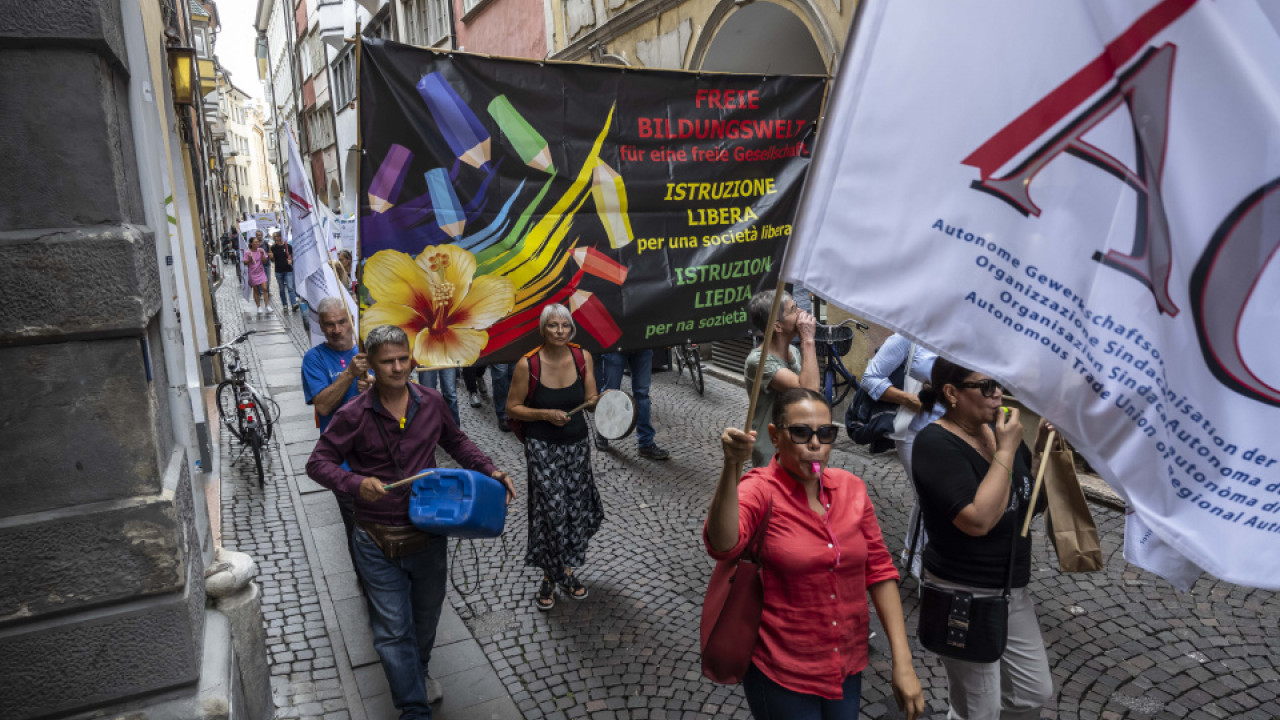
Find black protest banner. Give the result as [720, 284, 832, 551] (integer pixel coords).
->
[358, 39, 825, 366]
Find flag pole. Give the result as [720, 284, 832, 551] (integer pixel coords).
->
[737, 0, 873, 474]
[1022, 429, 1057, 537]
[352, 19, 364, 354]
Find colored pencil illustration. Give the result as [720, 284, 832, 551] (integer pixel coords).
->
[590, 159, 634, 249]
[416, 72, 491, 168]
[456, 180, 525, 253]
[569, 289, 622, 348]
[368, 144, 412, 213]
[425, 168, 466, 239]
[572, 247, 627, 285]
[488, 96, 555, 174]
[475, 177, 554, 269]
[488, 107, 614, 278]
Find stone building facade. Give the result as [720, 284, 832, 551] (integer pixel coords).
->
[0, 1, 255, 717]
[547, 0, 847, 73]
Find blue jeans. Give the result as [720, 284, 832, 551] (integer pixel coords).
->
[742, 664, 862, 720]
[417, 369, 459, 426]
[351, 527, 448, 720]
[489, 362, 512, 422]
[600, 350, 655, 447]
[275, 270, 297, 307]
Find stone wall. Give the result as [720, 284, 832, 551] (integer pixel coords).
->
[0, 1, 208, 717]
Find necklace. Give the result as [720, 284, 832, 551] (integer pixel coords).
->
[939, 417, 995, 461]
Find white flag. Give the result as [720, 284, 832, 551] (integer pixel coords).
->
[785, 0, 1280, 589]
[285, 122, 358, 346]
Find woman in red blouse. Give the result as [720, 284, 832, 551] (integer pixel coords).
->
[706, 388, 923, 720]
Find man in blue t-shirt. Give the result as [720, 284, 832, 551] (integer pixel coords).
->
[302, 297, 369, 568]
[303, 298, 368, 429]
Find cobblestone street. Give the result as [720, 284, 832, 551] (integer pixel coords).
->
[215, 285, 352, 718]
[216, 279, 1279, 720]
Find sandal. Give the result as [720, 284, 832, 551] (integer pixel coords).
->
[559, 570, 588, 600]
[535, 576, 556, 611]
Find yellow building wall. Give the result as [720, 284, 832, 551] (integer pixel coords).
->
[550, 0, 856, 69]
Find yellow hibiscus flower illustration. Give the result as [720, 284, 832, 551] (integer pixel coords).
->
[361, 245, 515, 367]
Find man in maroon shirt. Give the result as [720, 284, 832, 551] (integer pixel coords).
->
[307, 325, 515, 719]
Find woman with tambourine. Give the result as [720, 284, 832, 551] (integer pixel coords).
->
[911, 358, 1054, 720]
[506, 304, 602, 611]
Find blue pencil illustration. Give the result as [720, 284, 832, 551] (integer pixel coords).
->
[417, 73, 491, 169]
[425, 168, 466, 239]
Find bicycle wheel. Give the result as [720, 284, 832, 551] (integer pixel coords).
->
[251, 391, 276, 443]
[672, 345, 686, 378]
[248, 427, 265, 488]
[215, 381, 244, 442]
[687, 345, 704, 395]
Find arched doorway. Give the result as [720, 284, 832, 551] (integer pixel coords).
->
[328, 179, 342, 214]
[695, 0, 829, 371]
[696, 0, 829, 75]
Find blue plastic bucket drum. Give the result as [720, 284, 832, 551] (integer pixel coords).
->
[408, 468, 508, 538]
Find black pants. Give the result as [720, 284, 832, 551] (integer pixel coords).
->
[462, 365, 486, 392]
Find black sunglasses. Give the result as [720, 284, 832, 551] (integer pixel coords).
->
[959, 379, 1005, 398]
[784, 424, 841, 444]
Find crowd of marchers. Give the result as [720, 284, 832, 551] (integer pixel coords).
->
[290, 286, 1058, 720]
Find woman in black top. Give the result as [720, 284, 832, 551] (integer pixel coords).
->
[911, 358, 1053, 720]
[506, 304, 601, 610]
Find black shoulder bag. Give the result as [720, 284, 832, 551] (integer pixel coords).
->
[917, 497, 1024, 663]
[844, 358, 906, 454]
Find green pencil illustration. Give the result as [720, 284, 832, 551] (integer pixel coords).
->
[488, 95, 555, 174]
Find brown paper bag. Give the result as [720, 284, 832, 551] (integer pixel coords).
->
[1037, 435, 1104, 572]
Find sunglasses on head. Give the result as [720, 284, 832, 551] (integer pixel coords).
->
[784, 424, 841, 444]
[959, 379, 1005, 398]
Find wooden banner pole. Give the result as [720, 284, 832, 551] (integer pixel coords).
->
[1022, 430, 1057, 537]
[735, 279, 787, 476]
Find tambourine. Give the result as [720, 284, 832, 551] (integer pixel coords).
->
[589, 389, 637, 440]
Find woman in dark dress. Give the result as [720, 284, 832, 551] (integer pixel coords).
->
[911, 358, 1054, 720]
[506, 304, 601, 610]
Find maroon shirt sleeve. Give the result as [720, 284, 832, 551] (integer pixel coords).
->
[306, 401, 366, 497]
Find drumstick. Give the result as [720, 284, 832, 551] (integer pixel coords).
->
[566, 400, 593, 416]
[1021, 430, 1056, 537]
[382, 469, 437, 491]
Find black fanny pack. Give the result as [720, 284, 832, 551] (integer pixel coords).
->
[918, 584, 1010, 663]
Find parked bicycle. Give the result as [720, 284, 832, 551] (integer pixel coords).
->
[672, 340, 704, 395]
[815, 319, 867, 407]
[203, 330, 280, 487]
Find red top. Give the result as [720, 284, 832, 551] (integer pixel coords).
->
[704, 458, 899, 699]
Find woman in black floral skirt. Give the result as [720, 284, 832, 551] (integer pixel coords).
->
[506, 304, 602, 610]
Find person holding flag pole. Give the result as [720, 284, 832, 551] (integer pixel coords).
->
[703, 283, 924, 719]
[700, 0, 923, 703]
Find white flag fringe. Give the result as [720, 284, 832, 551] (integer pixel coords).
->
[785, 0, 1280, 589]
[285, 122, 358, 347]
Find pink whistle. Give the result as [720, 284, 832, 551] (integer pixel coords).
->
[811, 462, 821, 476]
